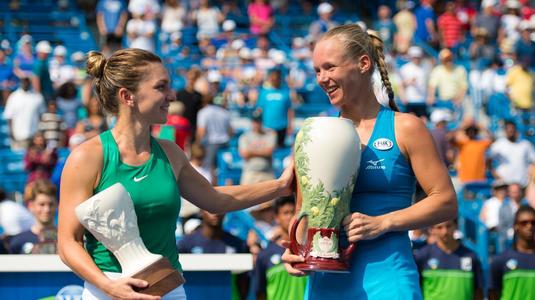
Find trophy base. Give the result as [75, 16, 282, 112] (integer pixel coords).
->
[132, 257, 185, 296]
[293, 257, 351, 273]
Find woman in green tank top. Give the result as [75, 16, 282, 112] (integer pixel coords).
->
[57, 48, 294, 300]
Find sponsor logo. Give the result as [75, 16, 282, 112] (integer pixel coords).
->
[506, 259, 518, 270]
[270, 254, 281, 265]
[373, 138, 393, 151]
[56, 284, 84, 300]
[133, 175, 148, 182]
[365, 159, 386, 170]
[460, 257, 472, 271]
[428, 258, 439, 270]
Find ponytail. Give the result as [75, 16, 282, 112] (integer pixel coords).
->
[367, 30, 399, 112]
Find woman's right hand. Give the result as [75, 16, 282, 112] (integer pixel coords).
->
[280, 241, 307, 277]
[103, 278, 161, 300]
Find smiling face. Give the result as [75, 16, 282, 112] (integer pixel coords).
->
[131, 63, 175, 124]
[29, 193, 57, 226]
[312, 38, 367, 107]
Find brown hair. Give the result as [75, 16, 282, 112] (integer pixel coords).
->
[86, 48, 162, 114]
[26, 179, 57, 202]
[320, 24, 399, 111]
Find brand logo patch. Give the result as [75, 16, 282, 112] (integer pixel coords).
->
[133, 175, 148, 182]
[373, 138, 393, 151]
[428, 258, 439, 270]
[460, 257, 472, 271]
[365, 159, 386, 170]
[506, 259, 518, 270]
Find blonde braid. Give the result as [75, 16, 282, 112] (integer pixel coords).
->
[367, 30, 399, 111]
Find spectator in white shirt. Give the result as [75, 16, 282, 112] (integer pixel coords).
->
[398, 46, 428, 118]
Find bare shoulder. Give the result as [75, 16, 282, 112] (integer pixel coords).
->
[154, 138, 188, 179]
[63, 135, 103, 186]
[393, 112, 433, 153]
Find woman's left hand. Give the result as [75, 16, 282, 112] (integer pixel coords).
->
[343, 213, 390, 243]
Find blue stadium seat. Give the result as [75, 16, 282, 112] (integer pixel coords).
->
[272, 147, 291, 177]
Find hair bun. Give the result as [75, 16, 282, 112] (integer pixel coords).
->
[86, 51, 107, 79]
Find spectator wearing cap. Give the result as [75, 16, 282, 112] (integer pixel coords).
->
[393, 0, 416, 54]
[309, 2, 338, 41]
[96, 0, 128, 54]
[469, 27, 497, 69]
[248, 0, 274, 35]
[49, 45, 76, 89]
[0, 48, 16, 105]
[429, 109, 454, 167]
[473, 0, 501, 42]
[514, 21, 535, 68]
[373, 5, 396, 51]
[427, 49, 468, 112]
[437, 1, 464, 49]
[197, 70, 233, 172]
[2, 77, 46, 150]
[13, 35, 35, 80]
[161, 0, 186, 34]
[398, 46, 428, 119]
[481, 180, 509, 231]
[501, 0, 522, 45]
[239, 111, 276, 185]
[33, 41, 54, 102]
[190, 0, 225, 40]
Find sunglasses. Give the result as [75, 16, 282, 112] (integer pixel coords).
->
[517, 220, 535, 226]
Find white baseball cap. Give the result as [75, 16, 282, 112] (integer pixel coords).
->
[481, 0, 496, 8]
[222, 19, 236, 32]
[408, 46, 423, 58]
[430, 109, 452, 124]
[317, 2, 334, 15]
[54, 45, 67, 56]
[19, 34, 33, 44]
[35, 41, 52, 54]
[207, 70, 222, 83]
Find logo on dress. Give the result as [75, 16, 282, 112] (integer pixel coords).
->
[365, 159, 386, 170]
[133, 175, 148, 182]
[506, 259, 518, 270]
[460, 257, 472, 271]
[372, 138, 393, 151]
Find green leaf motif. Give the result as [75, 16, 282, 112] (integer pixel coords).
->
[294, 118, 357, 229]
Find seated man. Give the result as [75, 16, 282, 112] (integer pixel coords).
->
[8, 179, 58, 254]
[489, 205, 535, 300]
[414, 219, 483, 300]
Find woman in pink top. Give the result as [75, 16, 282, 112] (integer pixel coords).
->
[248, 0, 274, 35]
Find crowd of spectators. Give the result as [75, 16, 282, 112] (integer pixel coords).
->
[1, 0, 535, 298]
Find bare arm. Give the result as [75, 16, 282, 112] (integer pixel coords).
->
[383, 114, 457, 230]
[344, 114, 457, 241]
[57, 138, 159, 300]
[159, 140, 294, 214]
[96, 13, 106, 35]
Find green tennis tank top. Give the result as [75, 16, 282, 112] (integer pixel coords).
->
[85, 130, 182, 272]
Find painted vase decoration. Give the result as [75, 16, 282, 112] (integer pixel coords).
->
[290, 117, 361, 272]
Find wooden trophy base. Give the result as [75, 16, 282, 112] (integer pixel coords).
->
[132, 257, 185, 296]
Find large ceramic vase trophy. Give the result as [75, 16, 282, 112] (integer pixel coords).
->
[75, 183, 183, 296]
[290, 117, 361, 272]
